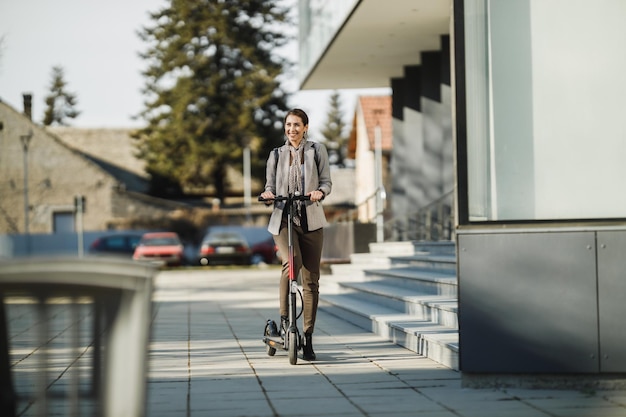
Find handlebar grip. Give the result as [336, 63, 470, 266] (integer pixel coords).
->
[258, 194, 310, 202]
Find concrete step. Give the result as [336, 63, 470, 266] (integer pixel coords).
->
[367, 240, 455, 256]
[364, 267, 457, 297]
[337, 281, 458, 328]
[389, 253, 457, 273]
[335, 250, 455, 276]
[328, 253, 393, 278]
[411, 240, 456, 256]
[319, 294, 459, 370]
[390, 321, 459, 371]
[368, 241, 417, 256]
[349, 252, 395, 265]
[320, 239, 459, 370]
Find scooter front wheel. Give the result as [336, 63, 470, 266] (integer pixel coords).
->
[264, 323, 277, 356]
[288, 330, 298, 365]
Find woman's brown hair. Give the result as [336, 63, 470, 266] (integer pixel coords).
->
[284, 108, 309, 126]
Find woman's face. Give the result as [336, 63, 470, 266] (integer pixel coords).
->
[284, 114, 307, 146]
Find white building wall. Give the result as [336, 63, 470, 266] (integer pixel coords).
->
[441, 84, 454, 192]
[355, 105, 377, 222]
[391, 117, 406, 229]
[422, 96, 445, 201]
[401, 107, 425, 214]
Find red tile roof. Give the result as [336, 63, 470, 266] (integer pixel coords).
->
[348, 95, 392, 158]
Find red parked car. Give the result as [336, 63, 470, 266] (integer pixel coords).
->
[133, 232, 184, 266]
[250, 237, 279, 265]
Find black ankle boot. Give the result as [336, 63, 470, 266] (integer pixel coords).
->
[303, 332, 316, 361]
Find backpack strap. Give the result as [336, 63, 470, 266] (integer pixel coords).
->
[311, 141, 320, 164]
[273, 147, 279, 172]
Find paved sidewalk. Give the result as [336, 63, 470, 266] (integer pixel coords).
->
[147, 268, 626, 417]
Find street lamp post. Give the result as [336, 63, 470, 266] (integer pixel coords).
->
[243, 138, 252, 223]
[20, 130, 33, 254]
[74, 195, 86, 257]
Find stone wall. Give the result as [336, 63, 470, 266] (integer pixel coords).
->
[0, 102, 179, 233]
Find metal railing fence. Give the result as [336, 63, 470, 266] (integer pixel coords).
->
[385, 191, 455, 242]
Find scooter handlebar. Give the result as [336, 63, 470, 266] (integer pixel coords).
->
[258, 194, 311, 202]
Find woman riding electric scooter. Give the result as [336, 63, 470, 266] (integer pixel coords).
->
[260, 108, 332, 362]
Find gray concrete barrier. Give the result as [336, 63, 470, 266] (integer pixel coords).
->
[0, 257, 157, 417]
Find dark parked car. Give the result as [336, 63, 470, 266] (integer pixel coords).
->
[89, 233, 143, 258]
[198, 231, 252, 266]
[133, 232, 185, 266]
[250, 237, 279, 265]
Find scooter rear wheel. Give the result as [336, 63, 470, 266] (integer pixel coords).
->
[288, 330, 298, 365]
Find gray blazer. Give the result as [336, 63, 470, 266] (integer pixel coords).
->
[264, 140, 332, 235]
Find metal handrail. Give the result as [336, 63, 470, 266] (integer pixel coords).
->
[334, 189, 380, 223]
[384, 190, 455, 242]
[330, 189, 454, 242]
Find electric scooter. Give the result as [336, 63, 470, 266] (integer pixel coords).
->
[259, 192, 310, 365]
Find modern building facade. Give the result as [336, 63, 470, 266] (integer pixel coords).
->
[301, 0, 454, 237]
[299, 0, 626, 382]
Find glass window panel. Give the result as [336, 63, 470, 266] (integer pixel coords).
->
[464, 0, 626, 221]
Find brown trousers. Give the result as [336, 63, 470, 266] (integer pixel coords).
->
[273, 217, 323, 334]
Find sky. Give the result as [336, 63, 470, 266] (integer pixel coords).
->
[0, 0, 388, 138]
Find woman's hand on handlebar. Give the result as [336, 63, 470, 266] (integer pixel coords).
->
[259, 191, 275, 205]
[308, 190, 325, 202]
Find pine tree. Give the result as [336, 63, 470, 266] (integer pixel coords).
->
[133, 0, 291, 199]
[320, 91, 348, 167]
[42, 66, 80, 126]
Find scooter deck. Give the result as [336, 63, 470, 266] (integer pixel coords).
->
[263, 335, 286, 350]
